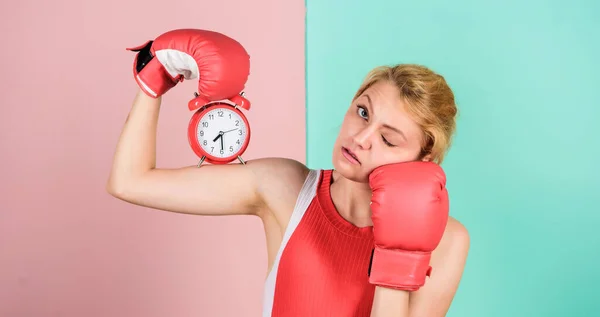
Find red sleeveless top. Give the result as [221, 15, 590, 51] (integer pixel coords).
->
[262, 169, 375, 316]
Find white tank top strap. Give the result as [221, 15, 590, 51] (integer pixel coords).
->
[262, 168, 321, 317]
[289, 168, 321, 221]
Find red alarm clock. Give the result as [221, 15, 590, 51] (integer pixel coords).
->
[187, 92, 251, 167]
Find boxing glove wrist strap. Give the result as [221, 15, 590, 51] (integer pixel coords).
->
[134, 58, 180, 98]
[368, 246, 432, 291]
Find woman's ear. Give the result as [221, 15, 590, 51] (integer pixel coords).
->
[421, 153, 432, 162]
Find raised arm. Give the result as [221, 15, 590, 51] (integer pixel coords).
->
[106, 29, 295, 218]
[106, 91, 272, 217]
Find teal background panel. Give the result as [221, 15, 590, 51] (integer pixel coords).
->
[305, 0, 600, 316]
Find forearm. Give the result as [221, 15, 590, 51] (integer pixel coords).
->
[371, 286, 410, 317]
[107, 90, 161, 190]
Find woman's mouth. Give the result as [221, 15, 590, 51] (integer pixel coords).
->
[342, 147, 360, 165]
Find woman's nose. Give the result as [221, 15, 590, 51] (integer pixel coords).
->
[353, 126, 374, 150]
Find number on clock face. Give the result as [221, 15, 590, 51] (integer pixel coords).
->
[196, 107, 247, 158]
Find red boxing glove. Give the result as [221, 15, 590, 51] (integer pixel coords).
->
[368, 161, 449, 291]
[126, 29, 251, 110]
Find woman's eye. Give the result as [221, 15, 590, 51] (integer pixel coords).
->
[357, 106, 368, 119]
[382, 136, 395, 147]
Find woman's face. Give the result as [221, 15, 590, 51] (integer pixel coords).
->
[332, 80, 428, 183]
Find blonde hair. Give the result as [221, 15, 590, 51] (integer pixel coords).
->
[353, 64, 458, 164]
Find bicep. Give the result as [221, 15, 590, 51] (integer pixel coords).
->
[408, 220, 470, 317]
[108, 159, 269, 217]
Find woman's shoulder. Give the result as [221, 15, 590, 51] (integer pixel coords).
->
[449, 217, 469, 241]
[247, 157, 313, 215]
[432, 216, 470, 264]
[249, 157, 310, 204]
[248, 157, 312, 186]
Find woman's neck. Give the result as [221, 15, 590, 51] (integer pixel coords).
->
[330, 170, 374, 228]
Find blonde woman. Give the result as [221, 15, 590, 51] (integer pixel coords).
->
[108, 30, 470, 317]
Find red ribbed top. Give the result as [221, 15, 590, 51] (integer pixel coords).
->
[269, 170, 375, 316]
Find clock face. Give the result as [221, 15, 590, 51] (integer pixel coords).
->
[195, 106, 249, 159]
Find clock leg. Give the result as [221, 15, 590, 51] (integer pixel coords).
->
[197, 156, 206, 168]
[237, 156, 246, 165]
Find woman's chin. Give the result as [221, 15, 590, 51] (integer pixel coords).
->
[332, 158, 369, 183]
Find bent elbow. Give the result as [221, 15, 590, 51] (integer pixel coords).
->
[105, 176, 131, 199]
[106, 181, 123, 198]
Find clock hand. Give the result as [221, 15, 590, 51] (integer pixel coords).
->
[222, 128, 238, 134]
[220, 135, 224, 151]
[212, 131, 224, 142]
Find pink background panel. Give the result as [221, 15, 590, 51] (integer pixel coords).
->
[0, 0, 306, 316]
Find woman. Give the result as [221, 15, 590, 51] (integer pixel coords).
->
[107, 63, 470, 316]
